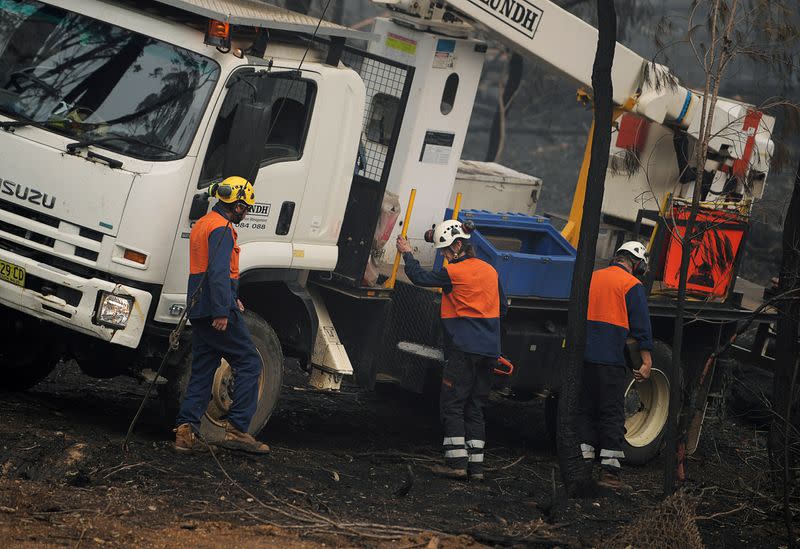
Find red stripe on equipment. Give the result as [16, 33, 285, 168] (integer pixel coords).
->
[616, 114, 649, 153]
[732, 109, 763, 179]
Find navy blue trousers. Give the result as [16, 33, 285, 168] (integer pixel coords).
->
[577, 362, 628, 471]
[440, 350, 494, 473]
[176, 311, 261, 433]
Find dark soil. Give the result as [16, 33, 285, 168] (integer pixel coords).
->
[0, 360, 794, 548]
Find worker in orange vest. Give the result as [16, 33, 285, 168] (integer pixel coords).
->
[174, 176, 269, 455]
[580, 241, 653, 489]
[396, 220, 506, 481]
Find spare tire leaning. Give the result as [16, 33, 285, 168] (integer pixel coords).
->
[623, 340, 674, 465]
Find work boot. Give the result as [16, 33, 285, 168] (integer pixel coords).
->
[469, 471, 485, 482]
[174, 423, 205, 453]
[597, 470, 631, 491]
[220, 424, 270, 454]
[430, 464, 467, 480]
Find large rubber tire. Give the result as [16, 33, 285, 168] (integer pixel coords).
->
[161, 311, 284, 441]
[623, 340, 674, 465]
[0, 314, 60, 391]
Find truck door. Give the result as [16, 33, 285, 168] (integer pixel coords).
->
[197, 68, 318, 248]
[156, 67, 320, 322]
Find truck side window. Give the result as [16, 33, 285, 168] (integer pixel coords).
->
[365, 93, 400, 146]
[263, 78, 315, 164]
[199, 73, 316, 187]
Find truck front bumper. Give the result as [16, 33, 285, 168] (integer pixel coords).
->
[0, 247, 152, 348]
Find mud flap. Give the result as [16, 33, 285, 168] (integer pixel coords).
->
[308, 286, 353, 390]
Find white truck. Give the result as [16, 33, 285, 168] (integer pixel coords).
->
[0, 0, 776, 453]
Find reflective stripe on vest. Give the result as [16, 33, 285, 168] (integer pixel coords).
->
[586, 265, 640, 330]
[189, 210, 240, 279]
[441, 258, 500, 319]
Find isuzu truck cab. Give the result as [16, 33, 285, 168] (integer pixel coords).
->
[0, 0, 377, 435]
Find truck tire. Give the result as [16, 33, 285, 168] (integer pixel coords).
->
[0, 316, 60, 391]
[161, 310, 284, 440]
[623, 340, 674, 465]
[0, 350, 58, 391]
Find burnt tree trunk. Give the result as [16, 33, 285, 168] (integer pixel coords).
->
[770, 159, 800, 548]
[557, 0, 616, 495]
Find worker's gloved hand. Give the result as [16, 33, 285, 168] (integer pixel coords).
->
[396, 235, 412, 254]
[212, 316, 228, 331]
[237, 299, 245, 313]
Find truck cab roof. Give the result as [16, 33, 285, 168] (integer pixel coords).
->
[145, 0, 376, 41]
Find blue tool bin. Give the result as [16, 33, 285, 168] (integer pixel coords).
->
[433, 209, 576, 298]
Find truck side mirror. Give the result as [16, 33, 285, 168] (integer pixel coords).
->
[223, 102, 272, 185]
[189, 192, 210, 221]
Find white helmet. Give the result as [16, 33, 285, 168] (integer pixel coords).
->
[616, 241, 648, 263]
[433, 220, 470, 249]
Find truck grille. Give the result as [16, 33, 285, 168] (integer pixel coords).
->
[0, 198, 104, 265]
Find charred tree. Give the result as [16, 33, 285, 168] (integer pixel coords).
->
[770, 159, 800, 548]
[557, 0, 616, 495]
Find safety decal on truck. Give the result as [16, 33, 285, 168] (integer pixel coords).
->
[467, 0, 543, 40]
[433, 39, 456, 69]
[386, 32, 417, 56]
[419, 131, 455, 165]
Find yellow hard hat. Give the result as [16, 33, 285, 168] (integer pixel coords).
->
[210, 176, 256, 207]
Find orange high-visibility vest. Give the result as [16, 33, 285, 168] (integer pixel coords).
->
[189, 210, 240, 279]
[441, 258, 500, 320]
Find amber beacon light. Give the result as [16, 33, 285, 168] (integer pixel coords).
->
[205, 19, 231, 49]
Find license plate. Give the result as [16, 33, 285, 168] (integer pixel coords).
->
[0, 258, 25, 287]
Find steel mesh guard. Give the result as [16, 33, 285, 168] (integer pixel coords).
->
[374, 281, 445, 393]
[606, 491, 705, 549]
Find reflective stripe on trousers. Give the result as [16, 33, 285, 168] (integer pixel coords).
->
[600, 448, 624, 471]
[443, 436, 468, 469]
[466, 439, 485, 474]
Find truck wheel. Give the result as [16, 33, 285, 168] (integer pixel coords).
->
[0, 349, 59, 391]
[0, 312, 60, 390]
[623, 340, 674, 465]
[162, 311, 284, 440]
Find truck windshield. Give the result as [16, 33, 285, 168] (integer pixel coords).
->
[0, 0, 220, 160]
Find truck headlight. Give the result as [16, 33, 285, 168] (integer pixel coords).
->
[96, 292, 134, 329]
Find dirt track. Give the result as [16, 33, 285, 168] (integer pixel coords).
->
[0, 361, 793, 548]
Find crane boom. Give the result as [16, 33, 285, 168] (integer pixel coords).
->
[373, 0, 774, 190]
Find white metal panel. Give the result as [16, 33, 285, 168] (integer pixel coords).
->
[370, 18, 486, 267]
[602, 122, 679, 223]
